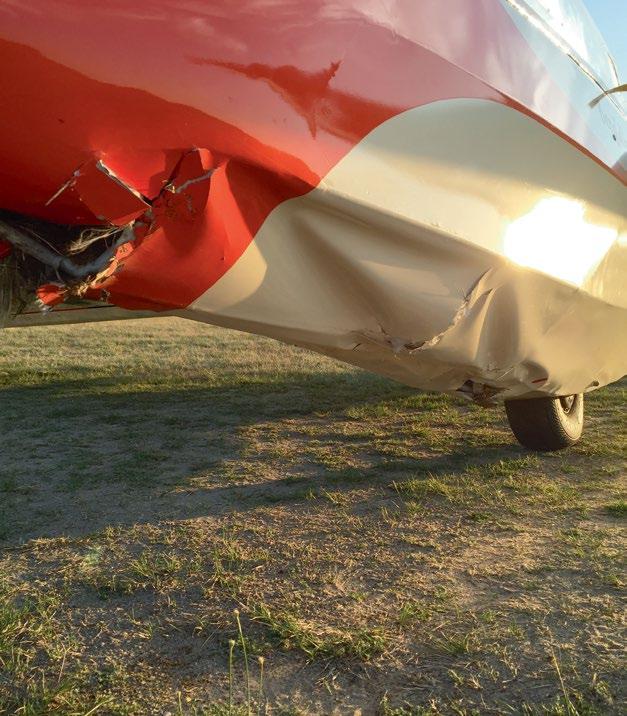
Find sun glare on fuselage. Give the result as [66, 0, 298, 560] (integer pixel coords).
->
[503, 197, 618, 285]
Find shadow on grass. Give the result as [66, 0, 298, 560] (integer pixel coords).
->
[1, 372, 621, 542]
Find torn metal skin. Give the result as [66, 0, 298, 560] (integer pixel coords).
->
[0, 0, 625, 404]
[0, 149, 214, 318]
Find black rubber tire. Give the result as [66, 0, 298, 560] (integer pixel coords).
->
[505, 394, 584, 451]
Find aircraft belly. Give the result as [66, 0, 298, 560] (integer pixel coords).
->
[185, 99, 627, 400]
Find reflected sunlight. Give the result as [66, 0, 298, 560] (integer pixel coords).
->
[503, 197, 618, 285]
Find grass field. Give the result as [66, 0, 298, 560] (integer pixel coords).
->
[0, 317, 625, 716]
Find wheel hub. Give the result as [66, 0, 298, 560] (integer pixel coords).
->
[559, 395, 576, 413]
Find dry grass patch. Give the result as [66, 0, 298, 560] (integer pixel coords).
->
[0, 318, 625, 715]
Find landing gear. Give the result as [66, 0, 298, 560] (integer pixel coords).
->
[505, 394, 584, 451]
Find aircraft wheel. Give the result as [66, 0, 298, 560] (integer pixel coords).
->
[505, 394, 584, 451]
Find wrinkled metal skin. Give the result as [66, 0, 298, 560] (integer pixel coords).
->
[0, 0, 625, 399]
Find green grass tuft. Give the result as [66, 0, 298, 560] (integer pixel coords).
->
[252, 604, 386, 661]
[604, 500, 626, 518]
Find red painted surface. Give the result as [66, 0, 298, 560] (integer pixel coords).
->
[35, 283, 66, 309]
[0, 1, 620, 311]
[56, 159, 150, 226]
[0, 239, 11, 261]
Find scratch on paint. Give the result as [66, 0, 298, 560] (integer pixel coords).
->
[173, 169, 215, 193]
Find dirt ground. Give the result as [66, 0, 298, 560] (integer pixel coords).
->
[0, 318, 625, 715]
